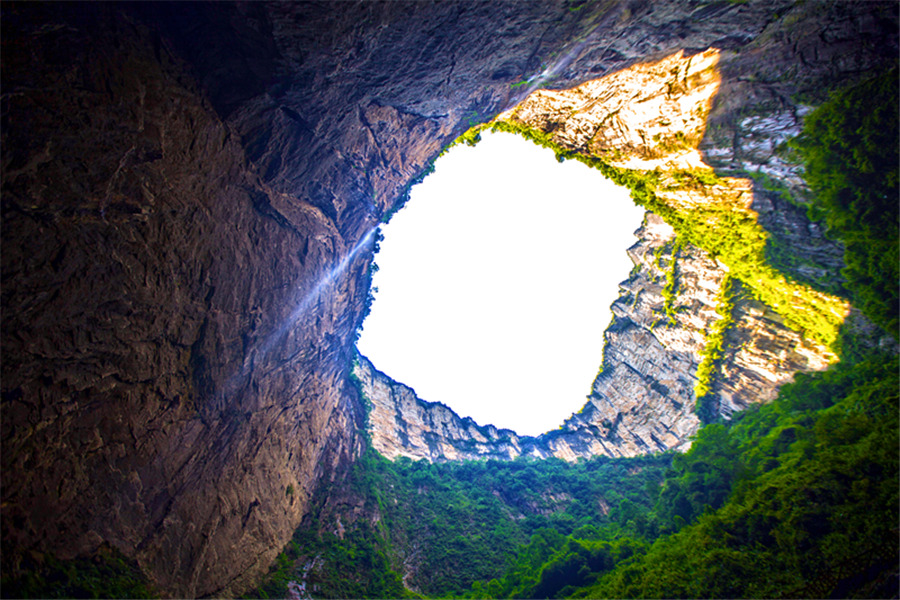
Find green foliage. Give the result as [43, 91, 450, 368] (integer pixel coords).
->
[661, 238, 685, 325]
[582, 354, 899, 599]
[247, 523, 409, 600]
[255, 355, 898, 600]
[354, 229, 384, 345]
[666, 168, 723, 190]
[1, 547, 156, 599]
[382, 161, 436, 223]
[790, 67, 899, 336]
[449, 344, 898, 600]
[473, 533, 647, 599]
[489, 117, 847, 349]
[694, 274, 737, 420]
[251, 445, 670, 599]
[443, 123, 492, 154]
[244, 447, 410, 600]
[300, 80, 898, 597]
[380, 453, 669, 597]
[742, 168, 797, 206]
[652, 131, 693, 154]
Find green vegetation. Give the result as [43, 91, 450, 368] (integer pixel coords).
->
[694, 274, 737, 421]
[1, 547, 156, 599]
[250, 444, 671, 598]
[666, 167, 723, 190]
[245, 507, 410, 600]
[488, 118, 848, 350]
[578, 353, 898, 599]
[790, 67, 899, 337]
[741, 168, 796, 207]
[256, 66, 899, 600]
[354, 229, 384, 345]
[660, 238, 685, 325]
[440, 351, 896, 600]
[442, 123, 492, 155]
[253, 344, 897, 599]
[652, 131, 693, 154]
[382, 160, 437, 223]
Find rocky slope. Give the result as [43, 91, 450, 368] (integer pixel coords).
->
[2, 1, 896, 596]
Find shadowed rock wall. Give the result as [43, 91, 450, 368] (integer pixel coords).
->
[2, 1, 896, 596]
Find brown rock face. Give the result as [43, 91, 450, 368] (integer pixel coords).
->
[2, 1, 896, 596]
[2, 5, 368, 596]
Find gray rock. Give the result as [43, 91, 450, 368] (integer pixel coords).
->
[1, 1, 895, 596]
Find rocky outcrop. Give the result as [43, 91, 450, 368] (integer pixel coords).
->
[356, 354, 526, 462]
[358, 209, 831, 461]
[2, 1, 896, 596]
[1, 6, 370, 597]
[356, 213, 714, 461]
[358, 5, 897, 463]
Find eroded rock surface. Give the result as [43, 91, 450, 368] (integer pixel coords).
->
[358, 3, 896, 463]
[2, 1, 896, 596]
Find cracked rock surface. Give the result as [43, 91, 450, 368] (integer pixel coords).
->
[2, 1, 896, 596]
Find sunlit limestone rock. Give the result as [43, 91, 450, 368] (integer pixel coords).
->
[571, 214, 713, 456]
[504, 49, 723, 173]
[357, 353, 631, 462]
[493, 46, 848, 433]
[356, 355, 522, 462]
[358, 43, 852, 463]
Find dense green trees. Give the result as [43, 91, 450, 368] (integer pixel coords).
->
[790, 67, 899, 337]
[578, 354, 898, 599]
[0, 547, 155, 599]
[250, 338, 896, 599]
[444, 352, 896, 600]
[248, 451, 670, 599]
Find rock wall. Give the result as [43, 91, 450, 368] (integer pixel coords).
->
[357, 4, 897, 463]
[2, 0, 896, 596]
[357, 209, 830, 461]
[1, 5, 368, 596]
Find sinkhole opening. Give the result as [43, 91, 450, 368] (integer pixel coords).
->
[357, 130, 644, 436]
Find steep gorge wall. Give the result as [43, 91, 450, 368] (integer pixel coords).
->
[357, 5, 898, 462]
[1, 1, 896, 596]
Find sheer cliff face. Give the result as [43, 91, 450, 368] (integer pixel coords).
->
[357, 11, 894, 463]
[2, 1, 896, 596]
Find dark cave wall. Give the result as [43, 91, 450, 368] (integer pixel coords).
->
[1, 4, 370, 596]
[1, 1, 896, 597]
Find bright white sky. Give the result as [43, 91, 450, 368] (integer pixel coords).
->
[356, 131, 644, 436]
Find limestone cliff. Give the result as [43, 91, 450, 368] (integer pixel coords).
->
[357, 7, 897, 462]
[357, 208, 832, 461]
[2, 1, 896, 596]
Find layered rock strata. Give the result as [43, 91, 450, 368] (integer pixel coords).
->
[359, 7, 897, 462]
[358, 209, 832, 461]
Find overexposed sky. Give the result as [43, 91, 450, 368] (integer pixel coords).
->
[356, 131, 644, 436]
